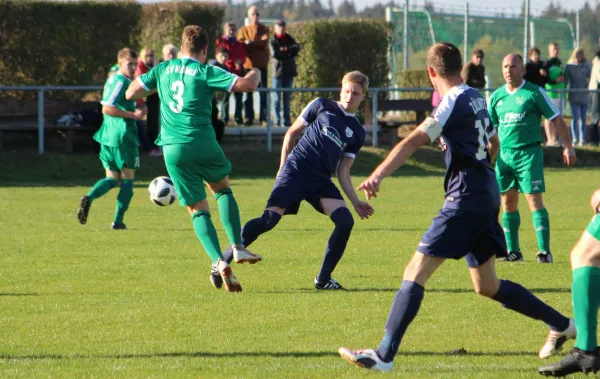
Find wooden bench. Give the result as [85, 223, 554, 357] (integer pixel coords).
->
[0, 99, 100, 152]
[377, 99, 433, 125]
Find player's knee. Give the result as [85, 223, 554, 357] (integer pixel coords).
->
[330, 207, 354, 230]
[473, 281, 498, 298]
[214, 187, 233, 201]
[260, 210, 282, 231]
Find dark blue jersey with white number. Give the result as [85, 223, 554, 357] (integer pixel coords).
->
[428, 85, 499, 210]
[287, 98, 365, 177]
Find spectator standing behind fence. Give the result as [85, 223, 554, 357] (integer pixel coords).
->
[216, 22, 247, 125]
[564, 48, 592, 147]
[136, 48, 162, 156]
[525, 47, 546, 88]
[237, 6, 270, 126]
[162, 44, 178, 62]
[271, 20, 300, 127]
[461, 49, 486, 89]
[542, 42, 565, 146]
[588, 51, 600, 145]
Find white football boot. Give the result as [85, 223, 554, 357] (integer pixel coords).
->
[539, 318, 577, 359]
[338, 348, 394, 372]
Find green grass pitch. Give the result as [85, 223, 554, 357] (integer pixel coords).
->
[0, 147, 598, 377]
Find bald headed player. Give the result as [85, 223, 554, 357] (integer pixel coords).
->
[338, 43, 575, 372]
[489, 53, 575, 263]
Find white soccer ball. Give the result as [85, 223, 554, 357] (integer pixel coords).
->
[148, 176, 177, 206]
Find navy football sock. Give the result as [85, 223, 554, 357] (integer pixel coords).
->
[375, 280, 425, 363]
[316, 207, 354, 283]
[492, 279, 569, 332]
[222, 210, 281, 264]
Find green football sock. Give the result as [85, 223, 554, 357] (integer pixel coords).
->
[114, 179, 134, 224]
[192, 211, 224, 263]
[572, 266, 600, 351]
[87, 177, 117, 201]
[214, 188, 243, 245]
[532, 208, 550, 252]
[502, 210, 521, 252]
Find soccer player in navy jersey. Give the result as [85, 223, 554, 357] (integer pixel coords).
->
[338, 42, 576, 372]
[210, 71, 374, 290]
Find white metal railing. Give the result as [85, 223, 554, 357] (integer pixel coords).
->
[0, 85, 596, 154]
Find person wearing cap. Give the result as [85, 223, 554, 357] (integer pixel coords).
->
[271, 20, 300, 127]
[461, 49, 487, 89]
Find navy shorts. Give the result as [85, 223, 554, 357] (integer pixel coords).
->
[417, 208, 507, 268]
[266, 163, 343, 215]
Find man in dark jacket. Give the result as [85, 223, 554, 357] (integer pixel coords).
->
[271, 20, 300, 127]
[461, 49, 486, 89]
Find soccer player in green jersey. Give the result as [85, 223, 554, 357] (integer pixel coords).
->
[538, 190, 600, 376]
[125, 25, 262, 292]
[78, 48, 146, 230]
[488, 53, 576, 263]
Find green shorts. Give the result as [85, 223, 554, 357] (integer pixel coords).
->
[496, 145, 545, 194]
[586, 215, 600, 241]
[99, 144, 139, 172]
[163, 141, 232, 206]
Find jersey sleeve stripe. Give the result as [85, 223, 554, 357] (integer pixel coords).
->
[537, 87, 560, 119]
[105, 81, 123, 106]
[418, 117, 443, 142]
[137, 77, 150, 91]
[227, 76, 238, 93]
[342, 152, 356, 159]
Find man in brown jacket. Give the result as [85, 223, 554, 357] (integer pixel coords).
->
[238, 6, 270, 125]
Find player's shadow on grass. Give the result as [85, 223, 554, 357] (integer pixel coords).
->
[0, 292, 40, 296]
[0, 350, 538, 361]
[259, 287, 570, 294]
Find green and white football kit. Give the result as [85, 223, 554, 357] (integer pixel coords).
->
[488, 80, 560, 257]
[78, 72, 139, 229]
[138, 57, 258, 274]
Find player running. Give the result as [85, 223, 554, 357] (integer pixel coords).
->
[539, 190, 600, 376]
[125, 25, 262, 292]
[210, 71, 374, 290]
[489, 53, 576, 263]
[78, 48, 146, 230]
[338, 42, 575, 372]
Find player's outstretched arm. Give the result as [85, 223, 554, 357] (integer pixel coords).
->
[125, 80, 156, 101]
[358, 128, 430, 200]
[550, 116, 576, 166]
[337, 156, 374, 220]
[102, 105, 145, 121]
[278, 118, 307, 172]
[231, 68, 261, 93]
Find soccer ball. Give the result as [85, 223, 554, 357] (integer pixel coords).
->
[148, 176, 177, 206]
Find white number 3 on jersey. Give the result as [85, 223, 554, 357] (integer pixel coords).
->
[169, 80, 184, 113]
[474, 118, 490, 160]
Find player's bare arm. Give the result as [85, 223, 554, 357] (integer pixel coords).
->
[279, 118, 307, 170]
[488, 134, 500, 163]
[125, 80, 157, 101]
[231, 68, 261, 92]
[358, 127, 430, 200]
[337, 156, 374, 220]
[549, 115, 576, 166]
[102, 104, 145, 120]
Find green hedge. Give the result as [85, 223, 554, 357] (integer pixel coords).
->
[287, 19, 391, 121]
[139, 2, 224, 56]
[0, 1, 225, 99]
[395, 69, 432, 100]
[0, 0, 141, 91]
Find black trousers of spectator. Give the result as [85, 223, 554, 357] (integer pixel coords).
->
[146, 93, 160, 145]
[221, 92, 243, 124]
[244, 67, 268, 124]
[590, 92, 600, 145]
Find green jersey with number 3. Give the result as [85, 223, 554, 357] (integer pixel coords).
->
[94, 73, 138, 147]
[138, 57, 238, 145]
[488, 81, 559, 149]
